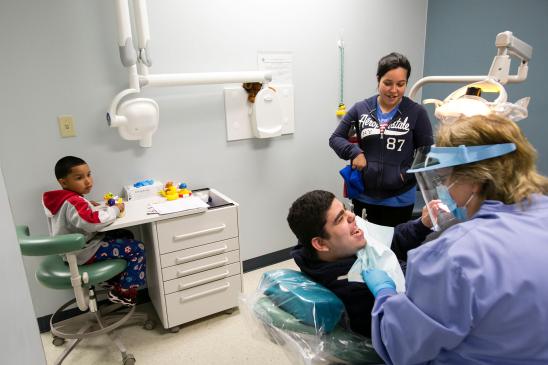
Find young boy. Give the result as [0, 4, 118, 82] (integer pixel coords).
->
[287, 190, 432, 336]
[42, 156, 145, 306]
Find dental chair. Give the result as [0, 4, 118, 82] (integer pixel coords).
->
[244, 269, 383, 365]
[17, 225, 154, 365]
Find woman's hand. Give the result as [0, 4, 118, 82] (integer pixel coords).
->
[352, 153, 367, 171]
[362, 269, 396, 297]
[420, 199, 442, 228]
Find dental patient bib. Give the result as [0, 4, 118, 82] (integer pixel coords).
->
[347, 218, 406, 293]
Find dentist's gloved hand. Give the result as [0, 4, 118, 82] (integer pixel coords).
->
[362, 269, 396, 297]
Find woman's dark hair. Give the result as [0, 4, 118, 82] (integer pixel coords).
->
[55, 156, 87, 179]
[376, 52, 411, 82]
[287, 190, 335, 258]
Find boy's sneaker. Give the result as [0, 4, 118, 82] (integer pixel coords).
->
[107, 289, 136, 307]
[99, 282, 116, 291]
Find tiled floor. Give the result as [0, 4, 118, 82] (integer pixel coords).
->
[41, 260, 300, 365]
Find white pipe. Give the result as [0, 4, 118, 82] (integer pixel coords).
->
[408, 68, 529, 101]
[133, 0, 150, 50]
[510, 63, 528, 82]
[66, 254, 89, 311]
[107, 87, 139, 127]
[133, 0, 152, 72]
[409, 76, 488, 101]
[115, 0, 132, 46]
[128, 64, 140, 90]
[142, 71, 273, 87]
[114, 0, 137, 67]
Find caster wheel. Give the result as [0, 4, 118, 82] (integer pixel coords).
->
[224, 308, 236, 315]
[143, 319, 156, 330]
[52, 337, 65, 346]
[169, 326, 180, 333]
[123, 353, 136, 365]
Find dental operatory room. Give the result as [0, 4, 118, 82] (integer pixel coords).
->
[3, 0, 548, 364]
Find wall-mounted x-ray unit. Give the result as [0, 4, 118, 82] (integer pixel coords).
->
[107, 0, 291, 147]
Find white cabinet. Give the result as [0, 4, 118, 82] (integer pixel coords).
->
[142, 190, 242, 330]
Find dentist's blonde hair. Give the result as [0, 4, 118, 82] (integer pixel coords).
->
[436, 114, 548, 204]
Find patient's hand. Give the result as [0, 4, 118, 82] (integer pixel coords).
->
[420, 200, 442, 228]
[90, 200, 100, 207]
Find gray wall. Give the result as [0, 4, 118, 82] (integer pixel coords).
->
[0, 168, 46, 364]
[423, 0, 548, 174]
[0, 0, 428, 317]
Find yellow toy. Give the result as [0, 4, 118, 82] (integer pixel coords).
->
[336, 103, 347, 117]
[159, 181, 180, 201]
[159, 181, 193, 200]
[103, 192, 125, 217]
[178, 183, 192, 198]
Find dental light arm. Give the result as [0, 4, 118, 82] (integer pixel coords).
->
[488, 31, 532, 84]
[496, 31, 532, 64]
[409, 31, 533, 101]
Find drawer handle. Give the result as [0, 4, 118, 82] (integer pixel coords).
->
[173, 224, 226, 241]
[179, 282, 231, 302]
[176, 258, 229, 277]
[175, 244, 228, 264]
[178, 270, 230, 290]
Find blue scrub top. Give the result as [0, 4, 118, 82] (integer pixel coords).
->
[370, 195, 548, 365]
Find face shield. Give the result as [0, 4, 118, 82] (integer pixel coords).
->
[408, 143, 516, 231]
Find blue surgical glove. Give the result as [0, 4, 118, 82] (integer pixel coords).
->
[362, 269, 396, 297]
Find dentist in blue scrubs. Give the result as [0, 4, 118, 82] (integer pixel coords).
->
[362, 114, 548, 365]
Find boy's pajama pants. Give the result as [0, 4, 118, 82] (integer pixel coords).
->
[87, 231, 146, 291]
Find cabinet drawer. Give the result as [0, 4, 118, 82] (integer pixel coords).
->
[165, 275, 241, 327]
[160, 237, 239, 269]
[163, 262, 241, 294]
[162, 250, 240, 281]
[156, 207, 238, 254]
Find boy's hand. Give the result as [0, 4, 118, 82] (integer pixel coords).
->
[90, 200, 100, 207]
[116, 201, 125, 213]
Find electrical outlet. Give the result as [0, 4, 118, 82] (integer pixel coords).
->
[58, 115, 76, 138]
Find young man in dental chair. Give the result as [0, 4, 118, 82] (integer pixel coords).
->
[287, 190, 433, 337]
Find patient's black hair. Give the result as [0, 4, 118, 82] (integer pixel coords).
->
[55, 156, 87, 179]
[287, 190, 335, 258]
[376, 52, 411, 82]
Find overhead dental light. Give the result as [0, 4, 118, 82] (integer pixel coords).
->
[408, 31, 533, 122]
[107, 0, 272, 147]
[424, 78, 530, 123]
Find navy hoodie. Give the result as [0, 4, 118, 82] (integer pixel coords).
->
[329, 96, 433, 199]
[290, 218, 431, 337]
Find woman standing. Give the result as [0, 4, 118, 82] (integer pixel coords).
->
[329, 52, 433, 226]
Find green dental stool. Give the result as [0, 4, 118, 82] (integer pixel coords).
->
[17, 226, 154, 365]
